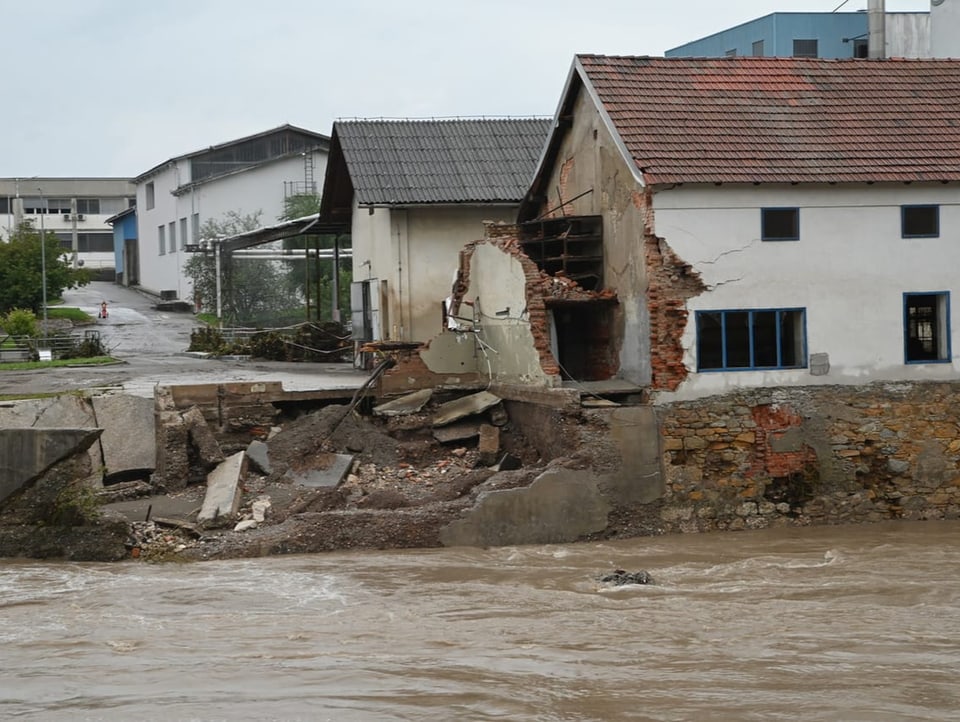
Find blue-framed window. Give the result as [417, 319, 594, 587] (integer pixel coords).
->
[696, 308, 807, 371]
[901, 205, 939, 238]
[761, 208, 799, 241]
[904, 292, 951, 364]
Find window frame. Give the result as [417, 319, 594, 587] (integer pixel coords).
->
[158, 224, 166, 256]
[903, 291, 951, 364]
[696, 307, 808, 372]
[901, 204, 939, 239]
[761, 207, 800, 242]
[792, 39, 818, 58]
[145, 182, 155, 210]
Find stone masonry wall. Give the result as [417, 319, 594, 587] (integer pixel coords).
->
[656, 381, 960, 533]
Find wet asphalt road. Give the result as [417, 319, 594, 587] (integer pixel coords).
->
[0, 282, 368, 398]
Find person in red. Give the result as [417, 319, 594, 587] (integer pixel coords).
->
[98, 301, 108, 319]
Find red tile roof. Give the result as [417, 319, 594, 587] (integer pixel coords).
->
[577, 55, 960, 185]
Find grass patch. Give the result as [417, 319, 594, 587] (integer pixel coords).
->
[47, 307, 94, 323]
[195, 312, 219, 326]
[0, 356, 117, 371]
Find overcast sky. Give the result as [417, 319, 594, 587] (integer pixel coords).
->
[3, 0, 930, 178]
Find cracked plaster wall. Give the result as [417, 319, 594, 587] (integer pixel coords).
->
[533, 87, 652, 385]
[652, 183, 960, 400]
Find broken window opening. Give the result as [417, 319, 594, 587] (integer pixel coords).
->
[696, 308, 806, 372]
[547, 300, 617, 381]
[904, 292, 950, 364]
[520, 215, 604, 291]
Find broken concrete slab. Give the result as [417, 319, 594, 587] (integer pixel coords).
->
[246, 439, 272, 475]
[234, 519, 258, 532]
[373, 388, 433, 417]
[183, 406, 224, 469]
[198, 451, 247, 526]
[287, 452, 354, 489]
[0, 428, 102, 504]
[478, 424, 500, 466]
[433, 421, 481, 444]
[0, 396, 103, 483]
[439, 467, 611, 547]
[432, 390, 502, 427]
[251, 496, 271, 522]
[92, 395, 156, 482]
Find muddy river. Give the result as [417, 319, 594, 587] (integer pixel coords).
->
[2, 520, 958, 721]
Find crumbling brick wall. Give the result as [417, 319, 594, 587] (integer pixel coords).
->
[636, 188, 706, 391]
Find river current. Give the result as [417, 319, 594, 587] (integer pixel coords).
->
[2, 520, 958, 721]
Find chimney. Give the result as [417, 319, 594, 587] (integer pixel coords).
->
[868, 0, 886, 58]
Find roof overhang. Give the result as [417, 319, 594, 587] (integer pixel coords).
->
[199, 213, 347, 254]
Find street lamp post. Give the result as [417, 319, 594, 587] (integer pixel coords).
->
[37, 187, 48, 346]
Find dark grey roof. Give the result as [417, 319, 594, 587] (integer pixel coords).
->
[335, 118, 551, 205]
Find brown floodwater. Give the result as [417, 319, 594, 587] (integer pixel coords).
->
[2, 520, 959, 721]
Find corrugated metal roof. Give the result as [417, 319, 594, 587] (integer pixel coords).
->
[576, 55, 960, 185]
[334, 118, 551, 204]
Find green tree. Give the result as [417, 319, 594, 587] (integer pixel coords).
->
[184, 210, 296, 326]
[279, 194, 352, 322]
[0, 222, 89, 314]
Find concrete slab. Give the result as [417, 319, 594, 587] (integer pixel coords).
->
[288, 452, 354, 489]
[91, 395, 156, 481]
[432, 390, 502, 427]
[439, 467, 610, 547]
[433, 421, 481, 444]
[183, 406, 223, 468]
[198, 451, 247, 525]
[373, 388, 433, 417]
[246, 439, 272, 474]
[0, 428, 102, 504]
[0, 396, 103, 480]
[103, 495, 201, 523]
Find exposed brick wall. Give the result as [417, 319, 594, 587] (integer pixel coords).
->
[638, 188, 706, 391]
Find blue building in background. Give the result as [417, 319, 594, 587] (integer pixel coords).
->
[666, 12, 929, 58]
[106, 206, 138, 287]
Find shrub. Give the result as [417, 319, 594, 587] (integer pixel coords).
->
[2, 308, 38, 338]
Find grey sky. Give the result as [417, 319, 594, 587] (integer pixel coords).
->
[4, 0, 929, 177]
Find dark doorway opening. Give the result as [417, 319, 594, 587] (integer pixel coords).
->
[548, 300, 617, 381]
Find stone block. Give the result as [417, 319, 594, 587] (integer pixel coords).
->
[246, 439, 272, 475]
[287, 452, 354, 489]
[478, 424, 500, 466]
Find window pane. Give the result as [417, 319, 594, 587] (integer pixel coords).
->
[697, 312, 723, 370]
[902, 206, 938, 238]
[793, 39, 818, 58]
[725, 311, 751, 368]
[762, 208, 798, 240]
[780, 311, 803, 366]
[753, 311, 779, 367]
[905, 294, 944, 361]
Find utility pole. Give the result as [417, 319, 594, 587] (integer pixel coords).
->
[37, 186, 48, 346]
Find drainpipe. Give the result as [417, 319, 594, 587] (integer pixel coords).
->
[868, 0, 885, 58]
[215, 239, 222, 328]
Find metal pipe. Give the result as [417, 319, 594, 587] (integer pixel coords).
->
[215, 240, 222, 327]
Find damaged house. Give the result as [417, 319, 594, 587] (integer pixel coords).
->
[317, 118, 550, 347]
[415, 56, 960, 400]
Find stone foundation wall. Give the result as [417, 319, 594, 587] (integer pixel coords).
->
[656, 382, 960, 533]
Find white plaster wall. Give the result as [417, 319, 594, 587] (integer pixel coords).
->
[931, 0, 960, 58]
[135, 150, 327, 299]
[350, 204, 518, 343]
[652, 182, 960, 400]
[886, 13, 930, 57]
[135, 164, 183, 296]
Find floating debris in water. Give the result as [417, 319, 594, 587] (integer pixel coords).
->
[600, 569, 653, 586]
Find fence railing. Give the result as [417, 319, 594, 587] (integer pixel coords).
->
[0, 333, 88, 363]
